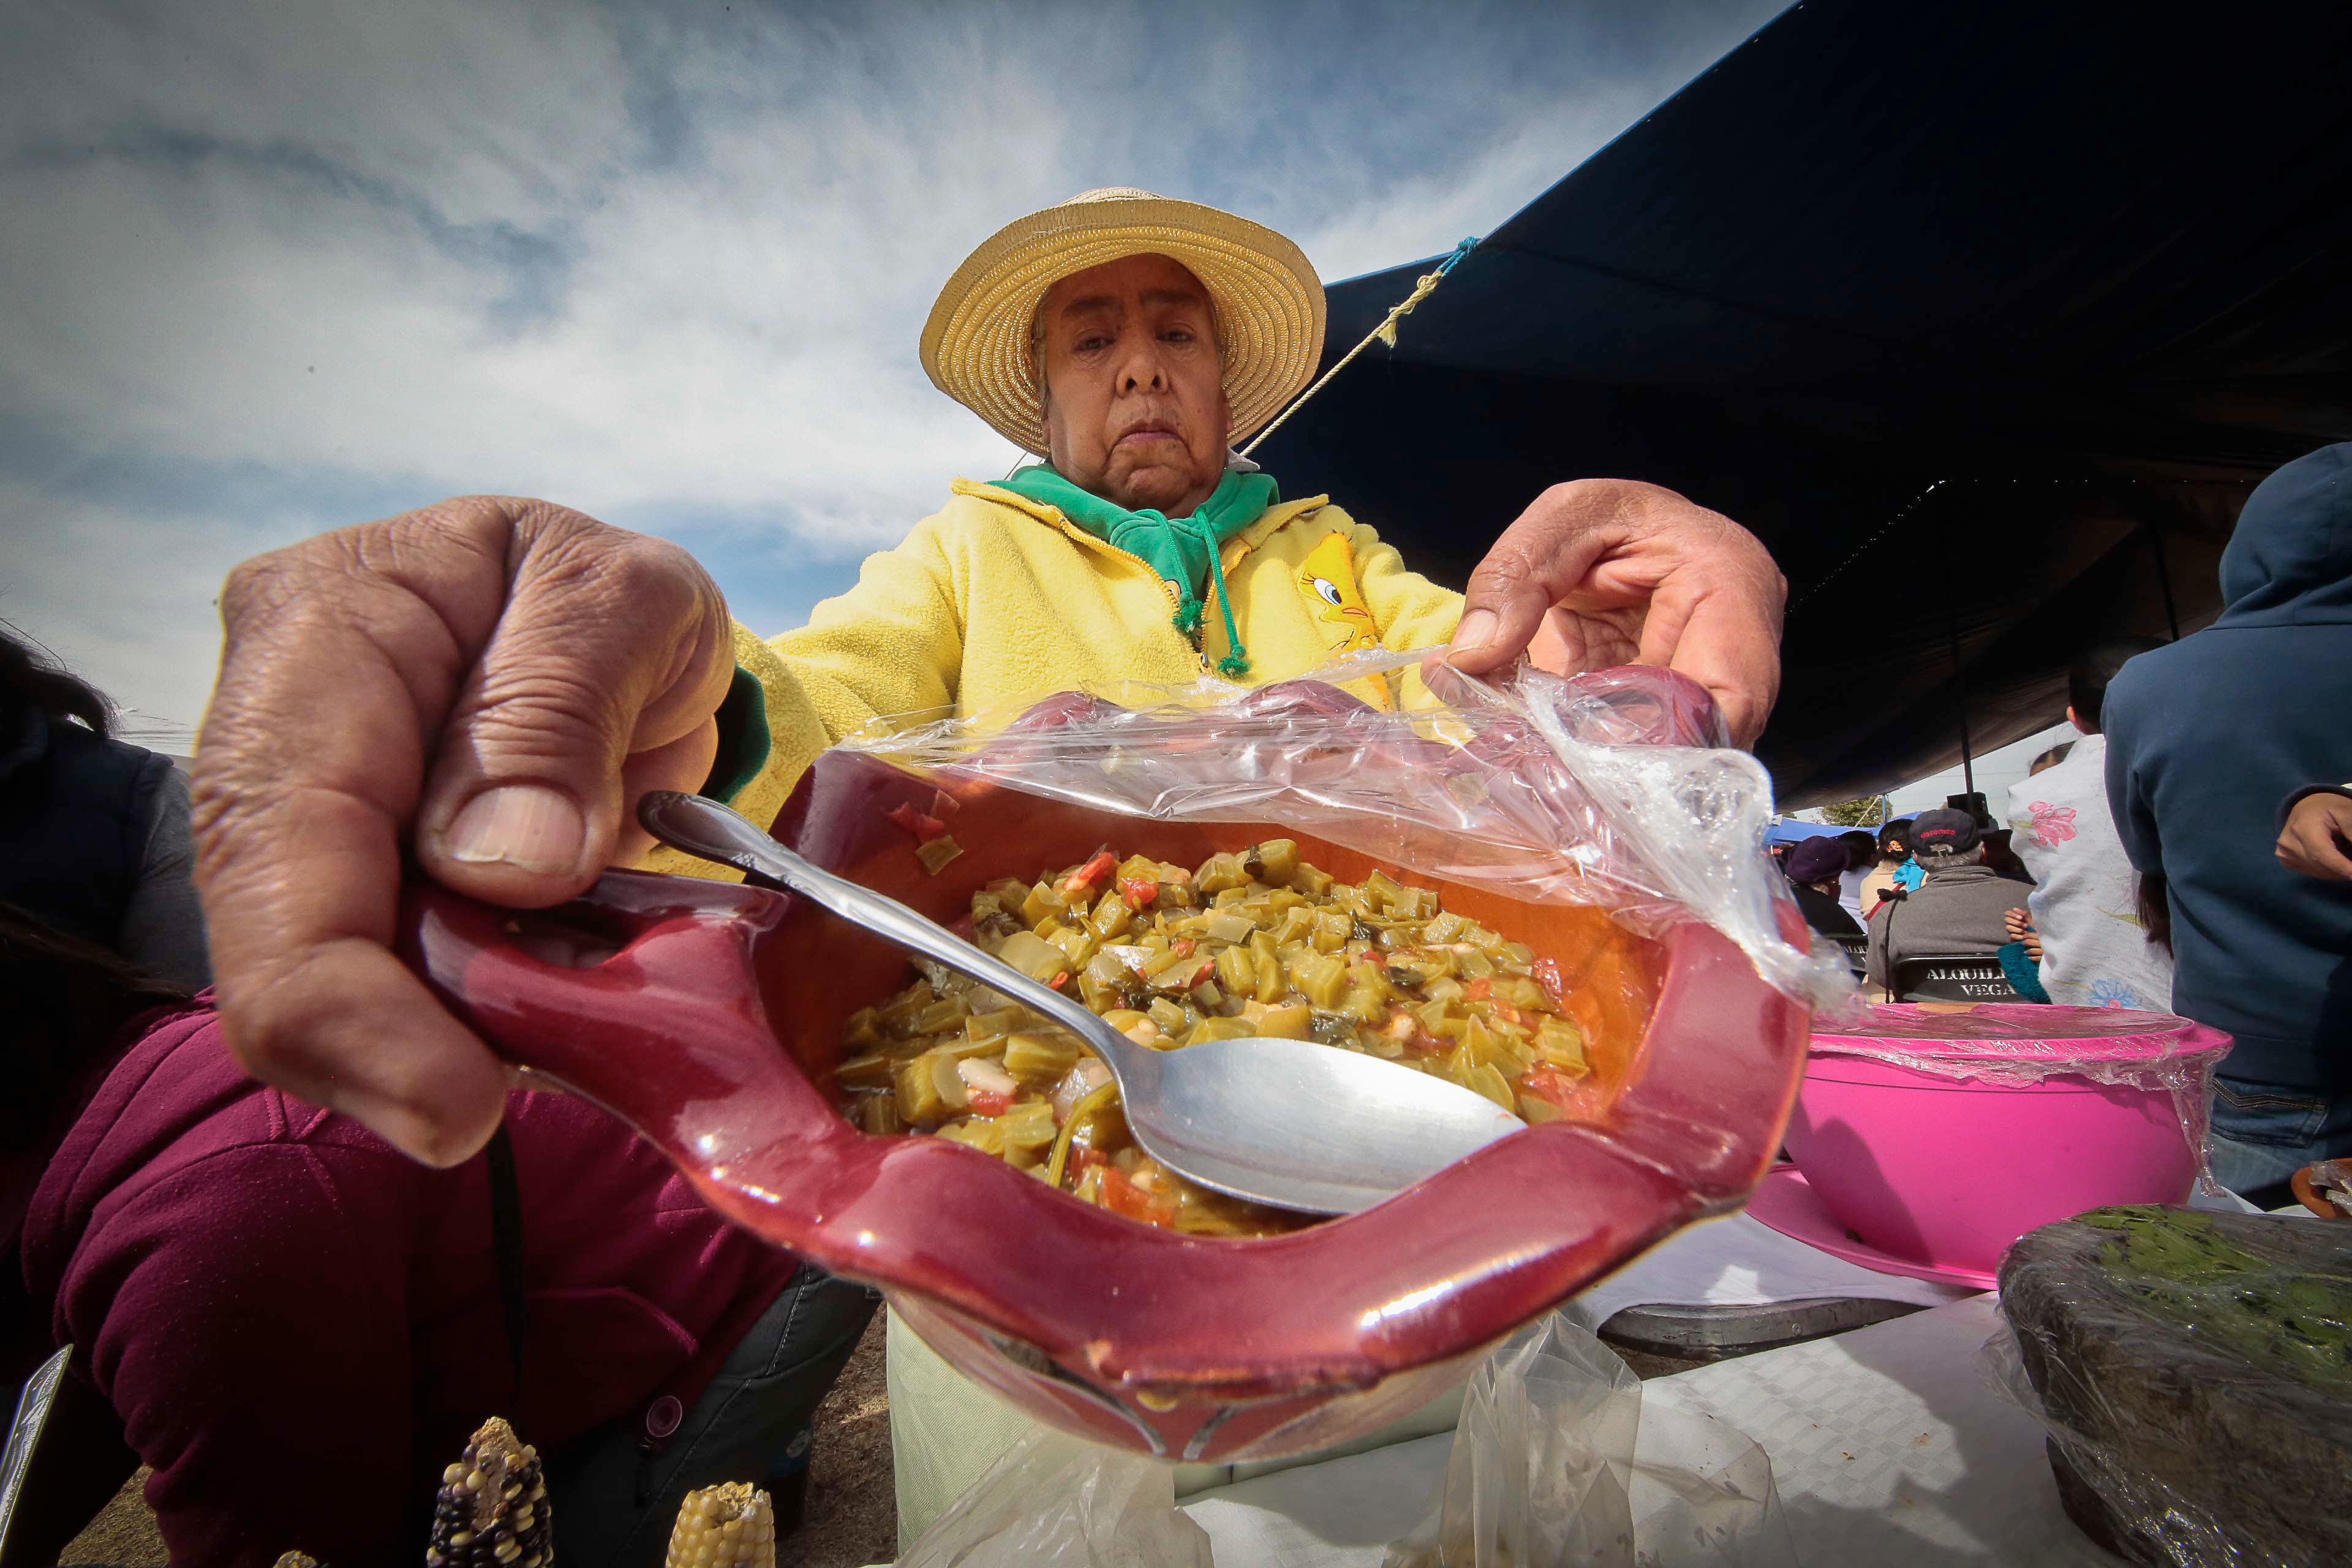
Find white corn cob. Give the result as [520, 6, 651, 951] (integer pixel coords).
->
[273, 1555, 322, 1567]
[424, 1415, 553, 1567]
[665, 1481, 776, 1568]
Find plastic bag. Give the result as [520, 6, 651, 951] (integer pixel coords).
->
[895, 1312, 1797, 1568]
[843, 650, 1847, 1011]
[1382, 1313, 1800, 1568]
[2307, 1159, 2352, 1216]
[896, 1425, 1213, 1568]
[1806, 1003, 2231, 1193]
[1986, 1205, 2352, 1568]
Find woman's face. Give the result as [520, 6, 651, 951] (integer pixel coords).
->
[1035, 253, 1231, 516]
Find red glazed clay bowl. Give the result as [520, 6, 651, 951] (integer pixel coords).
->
[402, 747, 1811, 1463]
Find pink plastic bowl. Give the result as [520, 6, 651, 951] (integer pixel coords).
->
[1783, 1005, 2226, 1277]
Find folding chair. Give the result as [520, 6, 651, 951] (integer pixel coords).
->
[1888, 953, 2024, 1003]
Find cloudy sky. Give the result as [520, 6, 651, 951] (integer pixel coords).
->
[2, 0, 1785, 744]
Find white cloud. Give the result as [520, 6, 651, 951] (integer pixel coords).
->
[0, 481, 251, 744]
[1, 0, 1785, 728]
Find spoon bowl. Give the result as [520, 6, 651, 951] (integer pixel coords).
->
[638, 790, 1522, 1213]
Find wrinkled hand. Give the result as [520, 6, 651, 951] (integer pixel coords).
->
[1444, 480, 1786, 747]
[2277, 791, 2352, 882]
[191, 497, 734, 1166]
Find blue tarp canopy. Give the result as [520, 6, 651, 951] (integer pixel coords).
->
[1255, 0, 2352, 805]
[1765, 820, 1855, 849]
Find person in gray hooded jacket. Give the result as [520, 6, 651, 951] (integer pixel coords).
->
[1864, 807, 2032, 990]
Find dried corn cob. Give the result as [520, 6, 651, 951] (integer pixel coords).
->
[665, 1482, 776, 1568]
[273, 1555, 322, 1568]
[425, 1415, 553, 1567]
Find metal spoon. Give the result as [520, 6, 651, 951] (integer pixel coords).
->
[639, 791, 1524, 1215]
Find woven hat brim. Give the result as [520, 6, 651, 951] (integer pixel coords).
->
[921, 196, 1325, 456]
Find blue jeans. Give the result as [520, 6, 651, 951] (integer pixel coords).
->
[545, 1263, 880, 1564]
[2208, 1077, 2352, 1203]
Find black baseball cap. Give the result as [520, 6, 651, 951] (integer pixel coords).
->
[1909, 807, 1981, 856]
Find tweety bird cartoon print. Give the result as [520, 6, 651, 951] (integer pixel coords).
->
[1296, 531, 1378, 652]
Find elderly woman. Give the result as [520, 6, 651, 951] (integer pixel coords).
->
[713, 189, 1478, 839]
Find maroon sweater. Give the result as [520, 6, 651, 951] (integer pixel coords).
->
[14, 1003, 799, 1564]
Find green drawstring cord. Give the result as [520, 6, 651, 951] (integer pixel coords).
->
[1204, 540, 1250, 678]
[1159, 514, 1250, 677]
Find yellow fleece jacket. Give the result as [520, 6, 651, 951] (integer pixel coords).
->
[658, 479, 1463, 864]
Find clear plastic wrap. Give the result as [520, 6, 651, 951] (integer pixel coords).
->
[893, 1311, 1797, 1568]
[1382, 1312, 1799, 1568]
[895, 1426, 1214, 1568]
[1807, 1003, 2231, 1193]
[2306, 1159, 2352, 1218]
[1988, 1205, 2352, 1568]
[843, 650, 1847, 1011]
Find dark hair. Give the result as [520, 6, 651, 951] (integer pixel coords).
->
[1, 624, 113, 736]
[1982, 828, 2033, 881]
[2068, 638, 2165, 735]
[2136, 870, 2172, 957]
[0, 901, 188, 1145]
[1879, 818, 1914, 856]
[2029, 741, 2075, 775]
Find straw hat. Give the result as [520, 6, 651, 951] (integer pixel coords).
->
[921, 188, 1326, 456]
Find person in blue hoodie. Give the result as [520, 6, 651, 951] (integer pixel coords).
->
[2104, 442, 2352, 1202]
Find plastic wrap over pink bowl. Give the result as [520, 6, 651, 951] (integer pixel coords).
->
[1784, 1004, 2232, 1276]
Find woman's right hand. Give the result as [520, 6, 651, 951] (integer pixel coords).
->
[190, 497, 736, 1166]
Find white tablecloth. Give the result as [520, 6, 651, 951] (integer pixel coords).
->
[1182, 1295, 2127, 1567]
[888, 1205, 1985, 1539]
[1561, 1208, 1975, 1330]
[889, 1213, 1994, 1542]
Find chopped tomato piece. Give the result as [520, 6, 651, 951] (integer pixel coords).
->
[1532, 957, 1565, 1005]
[1119, 875, 1159, 908]
[1097, 1166, 1177, 1227]
[968, 1087, 1014, 1117]
[1463, 976, 1493, 1001]
[1518, 1065, 1584, 1112]
[1047, 970, 1071, 990]
[1060, 850, 1117, 894]
[883, 802, 949, 842]
[1170, 938, 1197, 959]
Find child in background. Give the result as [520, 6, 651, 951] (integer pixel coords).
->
[1857, 818, 1921, 919]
